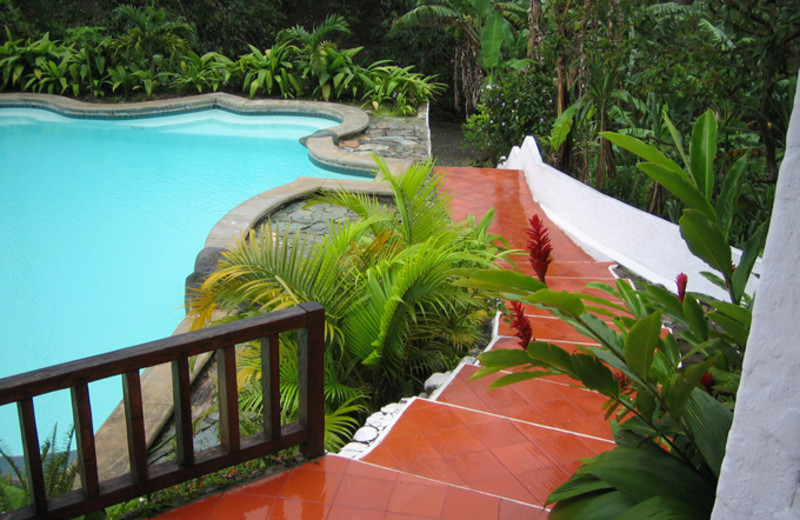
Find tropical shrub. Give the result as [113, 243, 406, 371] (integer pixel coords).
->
[463, 64, 556, 165]
[188, 158, 508, 449]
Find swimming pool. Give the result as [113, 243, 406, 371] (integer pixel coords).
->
[0, 105, 362, 453]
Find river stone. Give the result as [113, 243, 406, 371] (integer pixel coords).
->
[424, 372, 450, 393]
[353, 425, 380, 443]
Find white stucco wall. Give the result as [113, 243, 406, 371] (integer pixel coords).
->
[499, 136, 758, 299]
[710, 76, 800, 519]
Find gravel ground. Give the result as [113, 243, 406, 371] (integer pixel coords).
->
[429, 120, 484, 167]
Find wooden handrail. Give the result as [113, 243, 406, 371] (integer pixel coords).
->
[0, 302, 325, 520]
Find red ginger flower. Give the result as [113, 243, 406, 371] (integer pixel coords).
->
[509, 301, 533, 349]
[700, 371, 713, 391]
[614, 370, 631, 391]
[676, 273, 688, 303]
[527, 214, 553, 283]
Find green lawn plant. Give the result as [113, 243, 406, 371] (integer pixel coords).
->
[188, 158, 508, 450]
[456, 111, 765, 519]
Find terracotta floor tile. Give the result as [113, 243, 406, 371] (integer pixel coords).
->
[376, 432, 442, 466]
[386, 479, 448, 518]
[332, 474, 395, 511]
[206, 492, 275, 520]
[267, 498, 328, 519]
[326, 505, 385, 520]
[425, 425, 492, 459]
[476, 475, 537, 505]
[398, 458, 465, 486]
[498, 499, 550, 519]
[440, 487, 500, 520]
[279, 467, 342, 503]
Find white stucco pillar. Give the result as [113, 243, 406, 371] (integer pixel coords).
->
[711, 75, 800, 518]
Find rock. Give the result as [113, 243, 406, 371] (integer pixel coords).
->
[424, 372, 450, 393]
[353, 426, 380, 443]
[381, 403, 405, 415]
[366, 412, 390, 429]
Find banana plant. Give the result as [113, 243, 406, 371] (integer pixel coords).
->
[601, 110, 768, 305]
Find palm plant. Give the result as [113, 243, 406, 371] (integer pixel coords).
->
[0, 426, 78, 515]
[188, 158, 507, 447]
[111, 5, 195, 75]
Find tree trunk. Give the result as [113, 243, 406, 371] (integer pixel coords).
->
[527, 0, 543, 61]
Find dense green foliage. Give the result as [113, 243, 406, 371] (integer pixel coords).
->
[188, 159, 508, 449]
[0, 4, 443, 111]
[451, 0, 797, 248]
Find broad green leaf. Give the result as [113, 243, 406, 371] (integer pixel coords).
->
[526, 289, 585, 317]
[616, 495, 707, 520]
[479, 11, 506, 69]
[528, 341, 577, 377]
[551, 103, 578, 149]
[663, 358, 716, 416]
[624, 311, 662, 382]
[715, 154, 748, 240]
[600, 131, 685, 176]
[476, 348, 533, 370]
[707, 311, 749, 346]
[571, 354, 619, 397]
[679, 209, 732, 279]
[643, 284, 684, 323]
[683, 388, 733, 477]
[638, 163, 715, 219]
[689, 110, 717, 200]
[549, 490, 635, 520]
[701, 298, 751, 328]
[579, 447, 715, 512]
[636, 391, 656, 422]
[663, 110, 690, 171]
[617, 279, 646, 318]
[547, 473, 613, 503]
[579, 313, 625, 355]
[682, 295, 708, 342]
[488, 369, 554, 389]
[731, 221, 767, 304]
[453, 269, 546, 295]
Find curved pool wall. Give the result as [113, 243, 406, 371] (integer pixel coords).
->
[0, 93, 401, 456]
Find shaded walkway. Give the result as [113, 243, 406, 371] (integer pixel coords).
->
[152, 168, 622, 519]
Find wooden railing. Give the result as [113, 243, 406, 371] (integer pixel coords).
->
[0, 302, 325, 520]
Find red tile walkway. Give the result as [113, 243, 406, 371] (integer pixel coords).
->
[152, 168, 622, 519]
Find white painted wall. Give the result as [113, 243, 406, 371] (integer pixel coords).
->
[499, 137, 758, 299]
[711, 76, 800, 519]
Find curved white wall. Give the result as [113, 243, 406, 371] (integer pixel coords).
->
[499, 136, 758, 299]
[710, 76, 800, 519]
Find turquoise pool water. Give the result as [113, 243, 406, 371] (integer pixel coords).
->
[0, 107, 359, 453]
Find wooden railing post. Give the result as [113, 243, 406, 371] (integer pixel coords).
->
[297, 302, 325, 458]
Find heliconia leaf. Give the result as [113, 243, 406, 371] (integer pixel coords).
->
[663, 358, 716, 416]
[731, 220, 767, 304]
[638, 163, 715, 219]
[528, 341, 577, 377]
[701, 298, 751, 328]
[547, 473, 613, 503]
[616, 279, 646, 318]
[663, 110, 690, 171]
[683, 388, 733, 477]
[679, 209, 732, 280]
[578, 446, 715, 513]
[615, 495, 707, 520]
[689, 109, 717, 200]
[571, 354, 619, 397]
[707, 311, 749, 346]
[476, 348, 534, 370]
[488, 369, 554, 389]
[643, 283, 684, 322]
[600, 131, 685, 176]
[682, 295, 708, 343]
[452, 269, 547, 295]
[624, 311, 662, 383]
[525, 289, 585, 317]
[635, 391, 656, 422]
[715, 153, 748, 240]
[549, 489, 635, 520]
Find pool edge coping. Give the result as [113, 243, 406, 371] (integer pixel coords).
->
[0, 92, 413, 177]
